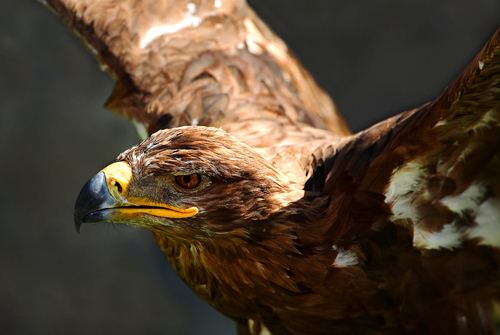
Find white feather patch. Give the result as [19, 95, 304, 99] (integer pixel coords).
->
[467, 198, 500, 247]
[385, 162, 425, 224]
[413, 221, 463, 250]
[332, 246, 359, 267]
[440, 182, 487, 218]
[413, 182, 489, 250]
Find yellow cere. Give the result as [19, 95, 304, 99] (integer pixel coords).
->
[101, 162, 198, 219]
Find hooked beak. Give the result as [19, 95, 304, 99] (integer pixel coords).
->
[74, 161, 198, 233]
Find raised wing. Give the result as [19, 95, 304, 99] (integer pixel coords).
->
[42, 0, 350, 146]
[318, 26, 500, 247]
[392, 26, 499, 248]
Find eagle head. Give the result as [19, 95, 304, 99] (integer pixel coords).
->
[74, 126, 293, 241]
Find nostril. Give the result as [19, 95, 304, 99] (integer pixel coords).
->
[111, 180, 123, 194]
[115, 181, 123, 194]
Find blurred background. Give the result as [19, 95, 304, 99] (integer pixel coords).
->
[1, 0, 499, 334]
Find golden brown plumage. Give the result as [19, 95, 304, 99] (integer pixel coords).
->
[43, 0, 349, 144]
[42, 0, 500, 334]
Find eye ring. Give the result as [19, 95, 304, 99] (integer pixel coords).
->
[174, 174, 202, 189]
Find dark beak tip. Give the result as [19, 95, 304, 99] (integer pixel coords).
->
[75, 220, 82, 234]
[74, 171, 117, 233]
[74, 205, 84, 234]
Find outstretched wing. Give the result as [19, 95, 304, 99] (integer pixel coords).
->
[385, 26, 500, 249]
[42, 0, 350, 145]
[322, 26, 500, 251]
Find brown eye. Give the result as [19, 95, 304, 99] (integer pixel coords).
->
[175, 174, 201, 189]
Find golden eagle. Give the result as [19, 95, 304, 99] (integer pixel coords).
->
[42, 0, 500, 334]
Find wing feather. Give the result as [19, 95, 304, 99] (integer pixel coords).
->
[42, 0, 350, 141]
[320, 26, 500, 250]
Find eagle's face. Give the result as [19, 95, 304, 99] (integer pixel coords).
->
[75, 126, 291, 241]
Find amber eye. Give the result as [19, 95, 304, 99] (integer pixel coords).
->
[175, 174, 201, 189]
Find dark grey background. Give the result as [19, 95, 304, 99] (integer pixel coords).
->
[1, 0, 499, 334]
